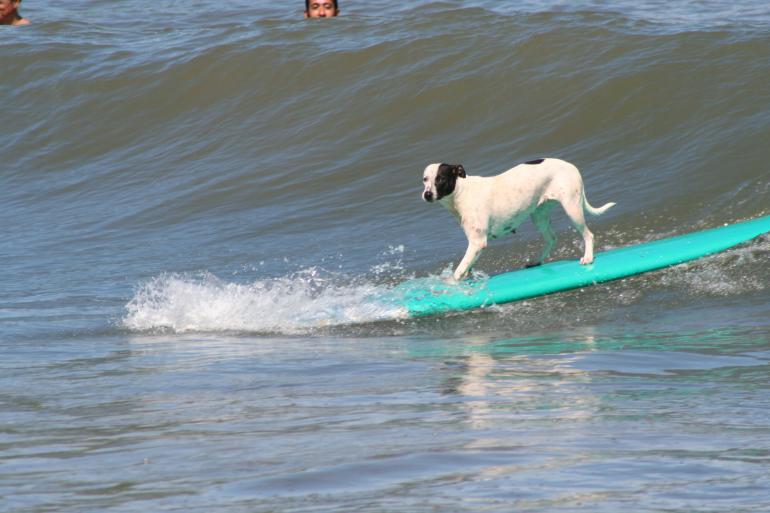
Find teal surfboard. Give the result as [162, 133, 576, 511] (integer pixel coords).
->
[394, 215, 770, 317]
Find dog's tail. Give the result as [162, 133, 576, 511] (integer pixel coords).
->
[583, 193, 616, 217]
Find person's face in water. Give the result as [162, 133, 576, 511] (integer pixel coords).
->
[0, 0, 21, 21]
[305, 1, 338, 18]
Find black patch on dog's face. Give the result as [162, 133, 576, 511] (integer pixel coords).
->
[435, 163, 466, 200]
[525, 158, 545, 165]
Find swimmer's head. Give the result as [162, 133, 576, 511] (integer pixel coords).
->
[305, 0, 339, 18]
[0, 0, 24, 25]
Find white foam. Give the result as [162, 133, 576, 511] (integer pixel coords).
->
[122, 268, 408, 335]
[659, 236, 770, 295]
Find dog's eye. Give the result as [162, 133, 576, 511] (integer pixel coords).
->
[423, 177, 428, 182]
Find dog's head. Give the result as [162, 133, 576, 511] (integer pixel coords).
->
[422, 163, 466, 203]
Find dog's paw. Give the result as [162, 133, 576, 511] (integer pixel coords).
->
[580, 256, 594, 265]
[445, 275, 462, 285]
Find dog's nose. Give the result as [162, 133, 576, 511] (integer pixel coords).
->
[423, 191, 433, 202]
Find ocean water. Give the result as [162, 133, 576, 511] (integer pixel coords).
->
[2, 1, 770, 511]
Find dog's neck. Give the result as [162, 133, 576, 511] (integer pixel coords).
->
[438, 178, 466, 219]
[438, 194, 458, 217]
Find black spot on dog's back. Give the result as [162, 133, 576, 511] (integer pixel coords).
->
[525, 159, 545, 165]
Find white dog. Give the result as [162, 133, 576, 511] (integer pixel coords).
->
[422, 158, 615, 281]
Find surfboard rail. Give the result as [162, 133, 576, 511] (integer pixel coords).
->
[394, 215, 770, 317]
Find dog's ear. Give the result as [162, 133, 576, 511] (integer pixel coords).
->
[455, 165, 466, 178]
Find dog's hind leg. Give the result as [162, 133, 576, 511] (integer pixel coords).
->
[561, 197, 595, 265]
[530, 201, 557, 266]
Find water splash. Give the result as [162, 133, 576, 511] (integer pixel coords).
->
[123, 268, 410, 335]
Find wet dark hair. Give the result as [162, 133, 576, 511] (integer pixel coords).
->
[305, 0, 338, 10]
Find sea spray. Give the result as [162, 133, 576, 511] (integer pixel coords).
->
[123, 269, 409, 334]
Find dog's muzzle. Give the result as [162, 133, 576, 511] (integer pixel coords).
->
[423, 191, 434, 202]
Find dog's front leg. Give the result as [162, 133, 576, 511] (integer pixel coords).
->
[453, 231, 487, 281]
